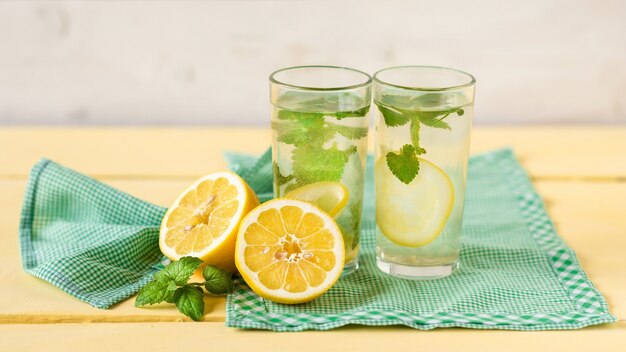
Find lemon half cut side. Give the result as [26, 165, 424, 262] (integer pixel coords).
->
[159, 171, 259, 272]
[235, 199, 345, 304]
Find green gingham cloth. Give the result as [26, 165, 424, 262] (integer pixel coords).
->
[19, 149, 616, 329]
[225, 148, 616, 331]
[19, 159, 168, 309]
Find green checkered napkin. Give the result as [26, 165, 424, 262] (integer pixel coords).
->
[20, 159, 168, 309]
[225, 149, 616, 331]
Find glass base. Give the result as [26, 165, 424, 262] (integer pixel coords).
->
[342, 257, 359, 276]
[376, 258, 459, 280]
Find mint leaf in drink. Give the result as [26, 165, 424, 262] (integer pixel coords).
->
[135, 279, 178, 306]
[350, 202, 362, 250]
[154, 256, 203, 286]
[418, 107, 464, 129]
[272, 118, 335, 146]
[173, 284, 205, 321]
[376, 104, 410, 127]
[411, 92, 442, 107]
[418, 109, 461, 130]
[202, 265, 233, 295]
[292, 143, 356, 186]
[334, 106, 370, 119]
[380, 94, 413, 107]
[273, 162, 294, 190]
[277, 109, 325, 122]
[386, 144, 420, 184]
[328, 123, 368, 140]
[409, 117, 426, 155]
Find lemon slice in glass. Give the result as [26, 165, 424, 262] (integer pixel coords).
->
[375, 157, 454, 247]
[284, 182, 349, 217]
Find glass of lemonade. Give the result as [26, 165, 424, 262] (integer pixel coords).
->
[373, 66, 475, 279]
[269, 66, 372, 275]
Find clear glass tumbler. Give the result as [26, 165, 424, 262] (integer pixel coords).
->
[270, 66, 372, 275]
[373, 66, 475, 279]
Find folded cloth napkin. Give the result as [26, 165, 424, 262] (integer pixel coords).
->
[225, 149, 616, 331]
[20, 159, 167, 309]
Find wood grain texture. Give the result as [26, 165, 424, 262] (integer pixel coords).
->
[0, 322, 625, 352]
[1, 127, 626, 179]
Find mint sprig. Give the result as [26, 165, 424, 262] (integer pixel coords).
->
[272, 107, 368, 192]
[378, 105, 410, 127]
[174, 285, 205, 321]
[386, 144, 420, 184]
[291, 143, 357, 189]
[376, 100, 464, 184]
[135, 256, 233, 321]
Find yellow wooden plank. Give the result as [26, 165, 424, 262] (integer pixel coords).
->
[0, 127, 267, 179]
[0, 322, 624, 352]
[1, 178, 624, 323]
[1, 126, 626, 179]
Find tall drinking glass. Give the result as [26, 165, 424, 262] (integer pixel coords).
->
[373, 66, 475, 279]
[270, 66, 372, 275]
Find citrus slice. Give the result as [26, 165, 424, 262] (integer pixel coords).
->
[284, 182, 349, 217]
[159, 171, 259, 272]
[375, 157, 454, 247]
[235, 199, 345, 304]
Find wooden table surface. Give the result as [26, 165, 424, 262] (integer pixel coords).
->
[0, 126, 624, 351]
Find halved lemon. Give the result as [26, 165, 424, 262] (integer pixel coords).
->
[159, 171, 259, 272]
[375, 157, 454, 247]
[235, 199, 345, 304]
[284, 182, 349, 217]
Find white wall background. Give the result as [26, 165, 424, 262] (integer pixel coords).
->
[1, 0, 625, 125]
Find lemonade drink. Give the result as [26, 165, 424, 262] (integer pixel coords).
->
[270, 66, 372, 274]
[373, 66, 475, 279]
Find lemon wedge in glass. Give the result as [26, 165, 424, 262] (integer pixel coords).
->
[284, 182, 349, 217]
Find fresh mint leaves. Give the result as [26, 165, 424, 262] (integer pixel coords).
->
[203, 265, 234, 295]
[291, 144, 357, 188]
[386, 144, 421, 184]
[409, 117, 426, 155]
[134, 278, 179, 306]
[328, 124, 368, 141]
[376, 99, 464, 184]
[154, 256, 203, 286]
[334, 106, 370, 119]
[135, 256, 233, 322]
[272, 106, 368, 192]
[378, 105, 410, 127]
[174, 285, 205, 321]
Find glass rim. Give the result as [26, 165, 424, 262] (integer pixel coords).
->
[373, 65, 476, 92]
[269, 65, 373, 91]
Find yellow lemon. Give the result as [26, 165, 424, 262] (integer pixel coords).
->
[159, 171, 259, 272]
[375, 157, 454, 247]
[235, 199, 345, 304]
[284, 182, 349, 217]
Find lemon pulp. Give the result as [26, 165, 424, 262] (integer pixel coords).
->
[375, 158, 454, 247]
